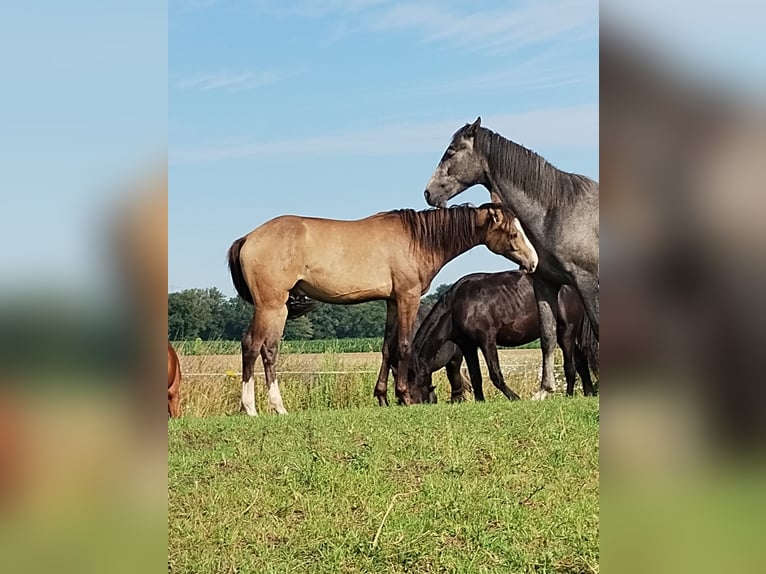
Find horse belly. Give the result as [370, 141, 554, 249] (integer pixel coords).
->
[298, 268, 393, 303]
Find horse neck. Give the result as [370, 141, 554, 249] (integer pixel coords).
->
[411, 295, 453, 374]
[428, 215, 486, 275]
[479, 130, 551, 238]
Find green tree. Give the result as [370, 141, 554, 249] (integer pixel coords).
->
[335, 301, 386, 338]
[283, 315, 314, 340]
[168, 289, 212, 339]
[220, 296, 253, 340]
[421, 283, 452, 307]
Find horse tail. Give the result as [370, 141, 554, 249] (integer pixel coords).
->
[578, 314, 599, 375]
[227, 236, 253, 304]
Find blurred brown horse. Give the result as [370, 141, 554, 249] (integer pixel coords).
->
[227, 203, 538, 414]
[167, 342, 181, 418]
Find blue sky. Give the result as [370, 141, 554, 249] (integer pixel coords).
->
[169, 0, 599, 296]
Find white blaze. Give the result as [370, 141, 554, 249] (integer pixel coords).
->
[513, 218, 538, 272]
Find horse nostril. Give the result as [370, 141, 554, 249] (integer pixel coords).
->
[424, 190, 430, 202]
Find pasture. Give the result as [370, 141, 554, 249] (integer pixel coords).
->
[169, 349, 599, 572]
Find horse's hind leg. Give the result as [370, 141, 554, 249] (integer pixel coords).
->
[574, 346, 596, 396]
[480, 336, 521, 401]
[241, 315, 265, 416]
[259, 306, 290, 414]
[558, 323, 578, 397]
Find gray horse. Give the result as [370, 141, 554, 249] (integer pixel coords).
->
[423, 117, 598, 399]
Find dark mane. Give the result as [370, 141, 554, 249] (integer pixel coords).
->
[384, 203, 499, 261]
[465, 125, 595, 208]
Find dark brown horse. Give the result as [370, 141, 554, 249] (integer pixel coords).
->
[407, 270, 598, 403]
[168, 341, 181, 418]
[227, 204, 538, 414]
[386, 302, 470, 405]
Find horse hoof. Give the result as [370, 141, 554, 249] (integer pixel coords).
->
[531, 390, 549, 401]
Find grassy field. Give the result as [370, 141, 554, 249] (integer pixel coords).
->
[175, 348, 575, 418]
[168, 398, 599, 573]
[172, 338, 542, 356]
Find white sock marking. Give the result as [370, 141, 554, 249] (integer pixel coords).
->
[242, 377, 257, 416]
[268, 379, 287, 415]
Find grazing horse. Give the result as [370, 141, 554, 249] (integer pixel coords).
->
[227, 203, 538, 414]
[407, 271, 598, 404]
[167, 342, 181, 418]
[386, 302, 471, 405]
[424, 117, 599, 399]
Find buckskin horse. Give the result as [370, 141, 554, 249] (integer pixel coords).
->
[227, 203, 538, 414]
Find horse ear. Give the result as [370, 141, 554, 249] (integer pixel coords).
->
[465, 116, 481, 137]
[488, 205, 501, 223]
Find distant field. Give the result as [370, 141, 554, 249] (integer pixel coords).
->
[168, 398, 599, 573]
[175, 348, 579, 418]
[172, 338, 542, 356]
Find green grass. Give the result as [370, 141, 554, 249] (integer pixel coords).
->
[173, 338, 542, 356]
[174, 338, 386, 355]
[168, 398, 599, 573]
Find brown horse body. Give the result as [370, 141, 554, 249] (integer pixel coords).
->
[168, 342, 181, 418]
[227, 204, 538, 414]
[407, 271, 598, 403]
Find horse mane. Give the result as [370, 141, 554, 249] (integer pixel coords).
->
[384, 204, 496, 261]
[468, 125, 595, 209]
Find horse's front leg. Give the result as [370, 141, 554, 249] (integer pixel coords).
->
[374, 302, 398, 406]
[531, 278, 560, 400]
[394, 294, 420, 405]
[445, 350, 470, 402]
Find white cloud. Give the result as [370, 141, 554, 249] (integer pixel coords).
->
[169, 105, 598, 164]
[176, 70, 286, 92]
[245, 0, 596, 54]
[369, 1, 596, 53]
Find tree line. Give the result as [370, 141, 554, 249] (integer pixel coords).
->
[168, 284, 452, 341]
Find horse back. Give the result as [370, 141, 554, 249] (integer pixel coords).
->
[452, 271, 538, 345]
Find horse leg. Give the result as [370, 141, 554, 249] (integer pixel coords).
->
[558, 321, 578, 397]
[260, 306, 289, 415]
[241, 315, 265, 416]
[462, 345, 485, 402]
[446, 353, 469, 402]
[571, 269, 600, 340]
[480, 335, 521, 401]
[374, 302, 398, 406]
[394, 294, 420, 405]
[574, 346, 596, 396]
[168, 391, 180, 418]
[531, 278, 560, 400]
